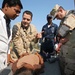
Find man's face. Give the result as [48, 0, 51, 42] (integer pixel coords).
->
[55, 12, 63, 20]
[47, 17, 52, 24]
[55, 9, 65, 20]
[22, 13, 32, 28]
[5, 5, 21, 20]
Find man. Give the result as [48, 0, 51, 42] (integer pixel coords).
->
[40, 14, 58, 61]
[11, 10, 42, 60]
[12, 52, 44, 75]
[0, 0, 23, 72]
[50, 4, 75, 75]
[10, 10, 44, 75]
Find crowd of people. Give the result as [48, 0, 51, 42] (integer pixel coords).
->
[0, 0, 75, 75]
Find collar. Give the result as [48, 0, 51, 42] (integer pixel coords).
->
[65, 10, 70, 16]
[61, 10, 70, 22]
[0, 9, 5, 18]
[47, 22, 54, 26]
[21, 23, 30, 30]
[0, 9, 11, 24]
[4, 15, 11, 24]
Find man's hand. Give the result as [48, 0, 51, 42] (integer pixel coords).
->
[35, 52, 44, 65]
[20, 52, 29, 58]
[55, 43, 62, 52]
[55, 38, 68, 52]
[36, 31, 44, 39]
[33, 64, 41, 70]
[7, 54, 15, 64]
[60, 38, 69, 44]
[12, 60, 18, 73]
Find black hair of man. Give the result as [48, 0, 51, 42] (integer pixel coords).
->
[47, 14, 52, 20]
[2, 0, 23, 9]
[22, 10, 33, 19]
[13, 67, 33, 75]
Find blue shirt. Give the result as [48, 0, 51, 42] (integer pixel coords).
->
[42, 22, 58, 41]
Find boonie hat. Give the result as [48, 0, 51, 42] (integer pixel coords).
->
[50, 4, 60, 19]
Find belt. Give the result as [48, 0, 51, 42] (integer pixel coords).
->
[42, 38, 53, 42]
[45, 38, 51, 41]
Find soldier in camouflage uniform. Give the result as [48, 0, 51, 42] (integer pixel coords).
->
[10, 10, 42, 61]
[50, 4, 75, 75]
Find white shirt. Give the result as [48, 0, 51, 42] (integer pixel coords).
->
[0, 10, 11, 70]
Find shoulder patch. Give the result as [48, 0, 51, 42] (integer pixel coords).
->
[63, 14, 75, 30]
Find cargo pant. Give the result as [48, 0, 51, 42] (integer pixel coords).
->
[59, 29, 75, 75]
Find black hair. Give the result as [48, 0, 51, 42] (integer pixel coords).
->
[46, 14, 52, 21]
[2, 0, 23, 9]
[22, 10, 33, 19]
[13, 67, 33, 75]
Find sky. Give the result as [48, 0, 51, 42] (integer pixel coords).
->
[0, 0, 74, 32]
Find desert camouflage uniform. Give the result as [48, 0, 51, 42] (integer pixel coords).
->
[58, 10, 75, 75]
[10, 22, 40, 60]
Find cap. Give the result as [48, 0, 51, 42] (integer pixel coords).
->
[50, 4, 60, 20]
[47, 14, 52, 19]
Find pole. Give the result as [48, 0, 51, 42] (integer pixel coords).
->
[74, 0, 75, 8]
